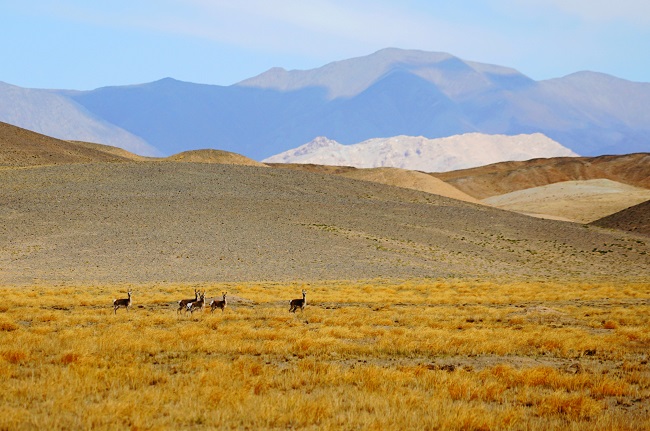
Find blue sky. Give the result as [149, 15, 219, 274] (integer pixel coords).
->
[2, 0, 648, 90]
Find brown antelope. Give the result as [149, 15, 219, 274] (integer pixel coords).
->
[113, 290, 132, 314]
[177, 288, 199, 315]
[289, 289, 306, 313]
[187, 291, 206, 315]
[210, 292, 227, 313]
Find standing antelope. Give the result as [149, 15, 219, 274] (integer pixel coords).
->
[113, 290, 132, 314]
[210, 292, 227, 313]
[289, 289, 307, 313]
[177, 288, 199, 315]
[187, 291, 206, 315]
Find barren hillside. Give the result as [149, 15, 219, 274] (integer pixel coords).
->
[0, 121, 131, 167]
[266, 163, 358, 175]
[2, 162, 649, 285]
[337, 167, 482, 204]
[432, 154, 650, 199]
[268, 164, 481, 204]
[70, 140, 151, 161]
[1, 122, 269, 168]
[166, 149, 265, 166]
[483, 179, 650, 223]
[2, 122, 649, 285]
[590, 200, 650, 236]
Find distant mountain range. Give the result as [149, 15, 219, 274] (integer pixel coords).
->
[1, 48, 649, 159]
[0, 81, 156, 155]
[263, 133, 577, 172]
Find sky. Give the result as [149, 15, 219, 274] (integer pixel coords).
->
[1, 0, 649, 90]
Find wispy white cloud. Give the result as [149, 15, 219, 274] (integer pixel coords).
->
[490, 0, 650, 26]
[154, 0, 509, 60]
[7, 0, 648, 85]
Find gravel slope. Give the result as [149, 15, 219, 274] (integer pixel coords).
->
[590, 200, 650, 236]
[2, 162, 649, 285]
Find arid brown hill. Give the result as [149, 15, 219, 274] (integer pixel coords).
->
[590, 200, 650, 236]
[266, 163, 358, 175]
[1, 122, 269, 169]
[337, 167, 482, 204]
[0, 121, 132, 167]
[432, 154, 650, 199]
[69, 141, 150, 161]
[483, 179, 650, 223]
[269, 164, 481, 204]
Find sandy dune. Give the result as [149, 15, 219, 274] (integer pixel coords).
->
[483, 179, 650, 223]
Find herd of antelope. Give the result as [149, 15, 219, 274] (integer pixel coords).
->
[112, 288, 306, 316]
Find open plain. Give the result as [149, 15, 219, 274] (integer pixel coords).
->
[1, 122, 649, 429]
[1, 281, 649, 430]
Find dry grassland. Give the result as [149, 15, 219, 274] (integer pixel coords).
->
[1, 280, 649, 430]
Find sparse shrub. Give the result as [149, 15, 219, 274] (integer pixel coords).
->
[59, 352, 80, 365]
[603, 320, 618, 329]
[590, 377, 630, 397]
[2, 349, 27, 363]
[537, 391, 602, 419]
[0, 317, 18, 331]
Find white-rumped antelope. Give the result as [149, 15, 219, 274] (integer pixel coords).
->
[177, 288, 199, 315]
[210, 292, 227, 313]
[113, 290, 132, 314]
[187, 291, 205, 315]
[289, 289, 306, 313]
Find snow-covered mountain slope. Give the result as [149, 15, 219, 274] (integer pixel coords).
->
[263, 133, 578, 172]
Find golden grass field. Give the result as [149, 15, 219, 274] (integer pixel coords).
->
[1, 280, 648, 430]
